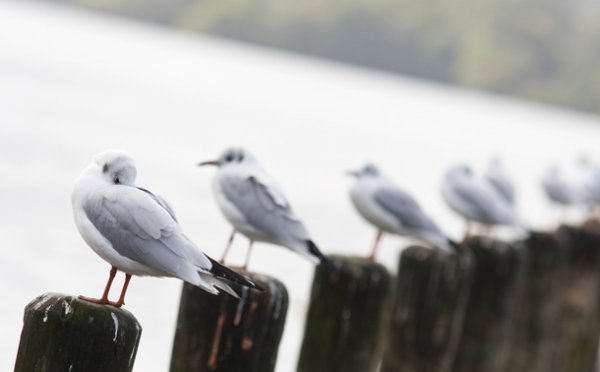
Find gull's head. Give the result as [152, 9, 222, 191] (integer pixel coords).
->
[446, 163, 472, 179]
[347, 163, 381, 179]
[198, 147, 256, 168]
[93, 149, 137, 186]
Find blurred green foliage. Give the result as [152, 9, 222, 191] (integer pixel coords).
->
[46, 0, 600, 113]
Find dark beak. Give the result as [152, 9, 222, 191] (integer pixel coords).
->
[198, 160, 219, 167]
[346, 170, 359, 178]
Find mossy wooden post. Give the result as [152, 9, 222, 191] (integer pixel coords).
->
[296, 255, 392, 372]
[381, 246, 473, 372]
[503, 232, 564, 372]
[15, 293, 142, 372]
[451, 237, 524, 372]
[170, 271, 288, 372]
[550, 225, 600, 372]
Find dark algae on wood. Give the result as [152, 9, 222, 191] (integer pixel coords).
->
[15, 293, 142, 372]
[296, 255, 392, 372]
[452, 237, 523, 372]
[503, 232, 564, 372]
[381, 246, 473, 372]
[170, 271, 288, 372]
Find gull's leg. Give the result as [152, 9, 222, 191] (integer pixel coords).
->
[367, 229, 384, 261]
[79, 266, 117, 305]
[462, 220, 472, 243]
[242, 240, 254, 270]
[112, 273, 132, 308]
[220, 229, 236, 264]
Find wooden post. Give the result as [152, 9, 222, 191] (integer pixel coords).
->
[550, 225, 600, 372]
[381, 247, 473, 372]
[503, 232, 564, 372]
[14, 293, 142, 372]
[296, 255, 392, 372]
[170, 271, 288, 372]
[451, 237, 524, 372]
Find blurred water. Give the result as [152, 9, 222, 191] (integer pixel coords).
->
[1, 1, 599, 371]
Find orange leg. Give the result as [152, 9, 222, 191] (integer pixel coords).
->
[220, 229, 236, 264]
[79, 266, 117, 305]
[112, 273, 132, 308]
[242, 240, 254, 270]
[367, 229, 384, 261]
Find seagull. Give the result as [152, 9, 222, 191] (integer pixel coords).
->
[72, 150, 258, 307]
[442, 164, 524, 237]
[198, 147, 326, 268]
[542, 164, 582, 207]
[484, 158, 516, 206]
[348, 163, 455, 260]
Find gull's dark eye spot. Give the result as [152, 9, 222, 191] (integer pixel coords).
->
[113, 176, 120, 184]
[102, 164, 109, 173]
[225, 154, 234, 162]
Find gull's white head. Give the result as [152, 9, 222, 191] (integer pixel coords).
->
[93, 149, 137, 186]
[445, 163, 472, 181]
[198, 147, 257, 168]
[347, 163, 381, 179]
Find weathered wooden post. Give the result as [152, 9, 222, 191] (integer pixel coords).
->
[15, 293, 142, 372]
[381, 246, 473, 372]
[170, 271, 288, 372]
[503, 232, 564, 372]
[550, 225, 600, 372]
[451, 237, 524, 372]
[296, 255, 392, 372]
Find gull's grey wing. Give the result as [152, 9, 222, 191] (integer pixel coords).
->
[137, 186, 178, 222]
[544, 180, 577, 205]
[84, 187, 211, 282]
[219, 174, 310, 242]
[453, 179, 511, 224]
[486, 174, 515, 205]
[373, 186, 444, 235]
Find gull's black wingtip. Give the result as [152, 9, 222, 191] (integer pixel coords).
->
[447, 238, 463, 251]
[306, 240, 330, 267]
[207, 257, 263, 291]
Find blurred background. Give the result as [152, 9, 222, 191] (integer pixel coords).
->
[38, 0, 600, 114]
[1, 0, 600, 371]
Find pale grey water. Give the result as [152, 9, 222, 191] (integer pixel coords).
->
[1, 1, 600, 371]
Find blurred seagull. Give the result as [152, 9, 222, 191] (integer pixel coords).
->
[72, 150, 258, 307]
[348, 163, 455, 260]
[542, 164, 582, 207]
[199, 147, 326, 268]
[484, 158, 516, 206]
[442, 164, 524, 237]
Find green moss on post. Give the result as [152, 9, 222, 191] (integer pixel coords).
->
[14, 293, 142, 372]
[452, 237, 524, 372]
[296, 255, 392, 372]
[503, 232, 564, 372]
[550, 225, 600, 372]
[381, 247, 473, 372]
[170, 271, 288, 372]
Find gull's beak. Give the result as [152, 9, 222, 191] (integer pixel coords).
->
[346, 170, 359, 178]
[198, 160, 219, 167]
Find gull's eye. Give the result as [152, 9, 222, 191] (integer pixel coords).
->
[113, 176, 120, 184]
[102, 163, 109, 173]
[225, 153, 234, 162]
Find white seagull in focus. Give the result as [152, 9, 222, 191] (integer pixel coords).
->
[199, 147, 326, 269]
[348, 163, 456, 260]
[485, 158, 516, 207]
[72, 150, 258, 307]
[442, 164, 524, 237]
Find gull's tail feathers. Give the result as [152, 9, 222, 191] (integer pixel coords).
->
[206, 257, 262, 291]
